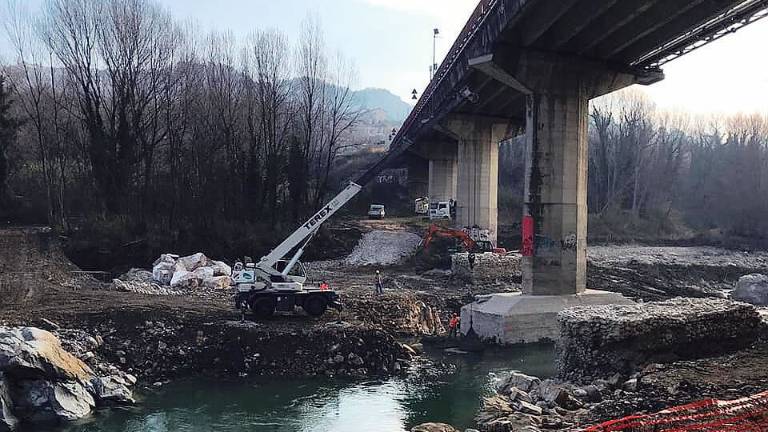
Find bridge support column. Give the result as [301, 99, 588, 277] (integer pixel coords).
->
[406, 155, 429, 201]
[521, 90, 588, 295]
[461, 53, 641, 344]
[445, 117, 505, 244]
[428, 158, 457, 203]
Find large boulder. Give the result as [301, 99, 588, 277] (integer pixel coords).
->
[0, 327, 92, 381]
[89, 376, 134, 405]
[732, 274, 768, 306]
[0, 374, 18, 432]
[211, 260, 232, 277]
[203, 276, 232, 290]
[15, 380, 94, 422]
[177, 253, 210, 272]
[411, 423, 457, 432]
[152, 253, 179, 285]
[170, 270, 202, 290]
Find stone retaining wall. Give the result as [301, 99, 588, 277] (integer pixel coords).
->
[556, 298, 762, 380]
[451, 252, 521, 284]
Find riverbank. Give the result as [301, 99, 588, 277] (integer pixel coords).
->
[4, 225, 768, 431]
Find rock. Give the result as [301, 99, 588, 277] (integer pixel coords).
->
[535, 381, 581, 409]
[203, 276, 232, 290]
[0, 327, 92, 381]
[582, 385, 602, 402]
[177, 253, 210, 272]
[411, 423, 458, 432]
[193, 266, 215, 279]
[0, 373, 18, 431]
[16, 380, 94, 422]
[623, 378, 638, 392]
[347, 353, 364, 367]
[211, 260, 232, 276]
[732, 274, 768, 305]
[170, 270, 202, 289]
[517, 400, 543, 415]
[498, 372, 541, 393]
[507, 387, 533, 403]
[152, 255, 177, 285]
[89, 376, 134, 405]
[120, 268, 153, 283]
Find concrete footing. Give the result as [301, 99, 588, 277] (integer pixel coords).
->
[459, 290, 633, 345]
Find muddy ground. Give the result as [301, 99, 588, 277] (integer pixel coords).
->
[2, 222, 768, 429]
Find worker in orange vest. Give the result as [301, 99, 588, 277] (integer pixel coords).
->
[448, 313, 460, 338]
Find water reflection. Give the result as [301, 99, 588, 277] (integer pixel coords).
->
[45, 343, 555, 432]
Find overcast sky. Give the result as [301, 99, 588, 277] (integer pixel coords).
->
[3, 0, 768, 115]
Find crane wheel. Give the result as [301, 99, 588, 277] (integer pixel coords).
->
[303, 295, 327, 317]
[249, 297, 276, 318]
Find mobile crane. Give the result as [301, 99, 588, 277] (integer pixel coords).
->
[232, 150, 396, 318]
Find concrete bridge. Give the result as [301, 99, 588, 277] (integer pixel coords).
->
[384, 0, 768, 342]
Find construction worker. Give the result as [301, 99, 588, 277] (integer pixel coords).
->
[375, 270, 384, 295]
[448, 313, 460, 338]
[468, 252, 476, 271]
[319, 281, 329, 291]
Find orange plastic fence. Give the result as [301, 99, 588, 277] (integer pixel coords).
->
[584, 391, 768, 432]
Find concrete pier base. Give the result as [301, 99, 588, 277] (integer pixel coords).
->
[459, 290, 633, 345]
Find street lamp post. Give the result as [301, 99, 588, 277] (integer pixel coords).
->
[431, 28, 439, 80]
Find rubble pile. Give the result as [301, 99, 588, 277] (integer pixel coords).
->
[451, 252, 521, 285]
[731, 273, 768, 305]
[0, 327, 135, 429]
[346, 293, 446, 336]
[345, 230, 421, 266]
[475, 372, 590, 432]
[557, 298, 762, 380]
[111, 252, 232, 296]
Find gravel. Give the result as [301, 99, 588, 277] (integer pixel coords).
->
[345, 230, 421, 266]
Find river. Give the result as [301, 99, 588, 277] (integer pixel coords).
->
[44, 344, 555, 432]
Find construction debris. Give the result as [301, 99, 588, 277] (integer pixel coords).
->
[557, 298, 762, 380]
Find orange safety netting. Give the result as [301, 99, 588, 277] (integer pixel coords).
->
[585, 391, 768, 432]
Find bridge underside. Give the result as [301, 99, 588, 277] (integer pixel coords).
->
[396, 0, 768, 300]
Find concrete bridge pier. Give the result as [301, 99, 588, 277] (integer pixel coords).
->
[521, 90, 589, 296]
[428, 158, 457, 203]
[406, 155, 429, 202]
[444, 117, 506, 244]
[461, 55, 643, 344]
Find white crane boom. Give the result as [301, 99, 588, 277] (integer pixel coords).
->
[257, 182, 363, 276]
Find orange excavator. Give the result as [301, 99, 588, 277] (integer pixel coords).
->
[421, 224, 507, 254]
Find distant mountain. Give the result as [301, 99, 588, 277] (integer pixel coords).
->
[353, 88, 412, 123]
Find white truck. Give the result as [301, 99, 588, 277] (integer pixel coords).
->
[429, 201, 452, 220]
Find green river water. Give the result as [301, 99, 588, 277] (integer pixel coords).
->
[39, 344, 555, 432]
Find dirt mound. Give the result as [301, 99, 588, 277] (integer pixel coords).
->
[0, 227, 96, 307]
